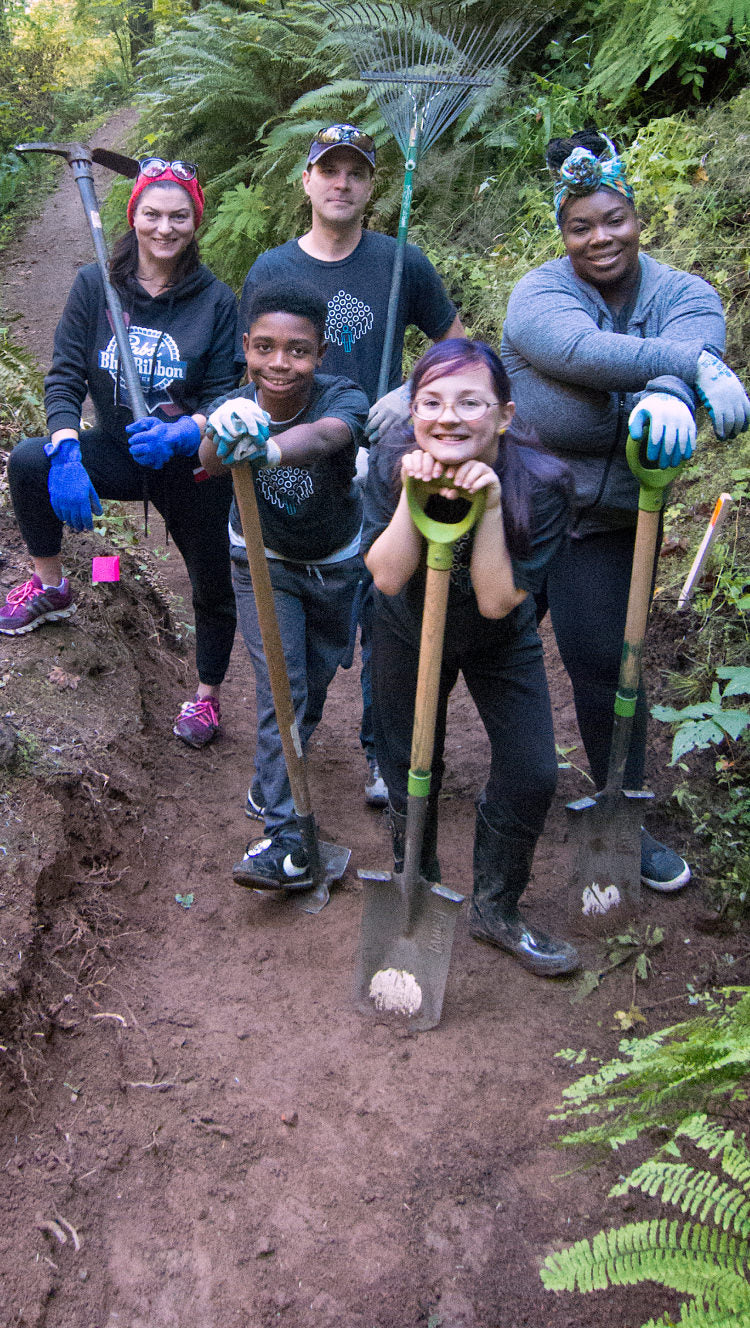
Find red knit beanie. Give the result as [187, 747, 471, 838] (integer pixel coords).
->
[127, 169, 205, 229]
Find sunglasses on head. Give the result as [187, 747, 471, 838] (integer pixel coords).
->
[312, 125, 375, 152]
[138, 157, 199, 182]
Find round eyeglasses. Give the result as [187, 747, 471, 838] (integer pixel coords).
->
[312, 125, 375, 152]
[411, 395, 501, 422]
[138, 158, 199, 182]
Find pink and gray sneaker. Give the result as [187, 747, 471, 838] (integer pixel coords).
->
[173, 693, 221, 748]
[0, 574, 76, 635]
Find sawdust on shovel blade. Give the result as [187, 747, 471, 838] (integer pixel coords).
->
[369, 967, 423, 1015]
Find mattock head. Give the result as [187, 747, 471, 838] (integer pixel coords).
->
[14, 141, 92, 166]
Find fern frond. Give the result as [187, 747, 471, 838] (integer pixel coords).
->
[613, 1159, 750, 1237]
[541, 1218, 750, 1305]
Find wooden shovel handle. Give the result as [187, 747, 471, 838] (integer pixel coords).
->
[231, 463, 312, 819]
[410, 564, 450, 778]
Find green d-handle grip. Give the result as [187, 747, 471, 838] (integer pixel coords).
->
[406, 476, 486, 569]
[626, 430, 688, 512]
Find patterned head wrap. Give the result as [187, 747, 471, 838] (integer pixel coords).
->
[552, 134, 634, 226]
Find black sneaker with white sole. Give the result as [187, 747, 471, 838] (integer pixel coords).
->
[641, 827, 691, 892]
[233, 834, 312, 891]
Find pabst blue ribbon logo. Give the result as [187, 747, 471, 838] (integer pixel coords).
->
[99, 325, 187, 407]
[325, 290, 373, 353]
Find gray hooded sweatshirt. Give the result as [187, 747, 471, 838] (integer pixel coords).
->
[501, 252, 725, 534]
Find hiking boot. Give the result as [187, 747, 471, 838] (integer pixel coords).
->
[641, 827, 691, 892]
[245, 781, 266, 820]
[0, 574, 75, 635]
[233, 834, 312, 891]
[365, 757, 388, 808]
[468, 803, 579, 977]
[173, 693, 221, 748]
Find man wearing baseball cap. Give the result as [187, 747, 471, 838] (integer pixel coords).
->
[238, 124, 462, 407]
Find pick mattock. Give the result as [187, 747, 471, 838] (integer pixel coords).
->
[566, 432, 687, 935]
[321, 1, 550, 396]
[14, 142, 148, 420]
[230, 463, 351, 915]
[355, 479, 484, 1032]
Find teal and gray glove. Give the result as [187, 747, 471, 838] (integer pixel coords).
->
[628, 392, 696, 470]
[365, 382, 411, 445]
[206, 398, 280, 468]
[695, 350, 750, 440]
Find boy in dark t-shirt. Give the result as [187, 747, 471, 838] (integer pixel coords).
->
[200, 281, 368, 890]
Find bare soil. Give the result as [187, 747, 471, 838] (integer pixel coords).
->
[1, 114, 745, 1328]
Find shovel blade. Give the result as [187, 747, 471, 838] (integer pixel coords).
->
[354, 869, 464, 1031]
[290, 840, 351, 914]
[566, 788, 653, 935]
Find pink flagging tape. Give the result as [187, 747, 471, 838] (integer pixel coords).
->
[92, 556, 120, 583]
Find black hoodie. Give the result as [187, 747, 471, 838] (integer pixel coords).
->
[44, 262, 238, 443]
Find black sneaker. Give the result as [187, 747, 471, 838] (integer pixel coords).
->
[641, 827, 691, 892]
[245, 782, 266, 820]
[233, 834, 312, 891]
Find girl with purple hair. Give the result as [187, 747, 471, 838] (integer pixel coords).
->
[362, 338, 579, 977]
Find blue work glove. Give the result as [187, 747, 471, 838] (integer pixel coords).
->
[628, 392, 696, 470]
[695, 350, 750, 440]
[125, 415, 201, 469]
[45, 438, 103, 532]
[206, 398, 279, 468]
[365, 382, 411, 445]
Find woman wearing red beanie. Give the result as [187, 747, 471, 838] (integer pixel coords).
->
[2, 159, 239, 748]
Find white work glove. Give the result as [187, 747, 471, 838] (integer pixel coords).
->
[365, 382, 411, 444]
[206, 398, 280, 468]
[628, 392, 696, 470]
[695, 350, 750, 440]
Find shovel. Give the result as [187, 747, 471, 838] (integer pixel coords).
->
[566, 432, 686, 934]
[229, 463, 351, 915]
[355, 478, 485, 1030]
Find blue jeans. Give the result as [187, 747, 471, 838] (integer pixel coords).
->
[232, 553, 361, 836]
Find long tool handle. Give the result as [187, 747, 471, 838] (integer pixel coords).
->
[376, 122, 420, 400]
[402, 562, 450, 901]
[231, 464, 322, 880]
[605, 504, 661, 791]
[606, 434, 686, 792]
[73, 167, 149, 421]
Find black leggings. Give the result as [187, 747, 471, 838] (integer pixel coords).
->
[372, 605, 558, 837]
[8, 431, 236, 687]
[537, 526, 653, 791]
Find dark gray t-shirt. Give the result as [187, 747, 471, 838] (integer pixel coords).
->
[238, 232, 457, 404]
[362, 438, 569, 645]
[208, 374, 368, 562]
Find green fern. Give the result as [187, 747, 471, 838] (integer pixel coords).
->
[541, 1125, 750, 1325]
[0, 329, 45, 444]
[551, 991, 750, 1150]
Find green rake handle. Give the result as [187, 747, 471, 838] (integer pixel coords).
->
[376, 122, 421, 400]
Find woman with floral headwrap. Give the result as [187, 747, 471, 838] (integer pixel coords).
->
[1, 158, 239, 748]
[501, 128, 750, 891]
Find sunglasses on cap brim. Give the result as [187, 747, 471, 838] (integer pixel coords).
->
[311, 126, 375, 152]
[137, 157, 199, 182]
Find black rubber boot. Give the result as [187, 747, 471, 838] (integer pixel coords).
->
[388, 800, 441, 883]
[468, 803, 579, 977]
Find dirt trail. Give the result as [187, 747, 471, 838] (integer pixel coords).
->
[0, 114, 728, 1328]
